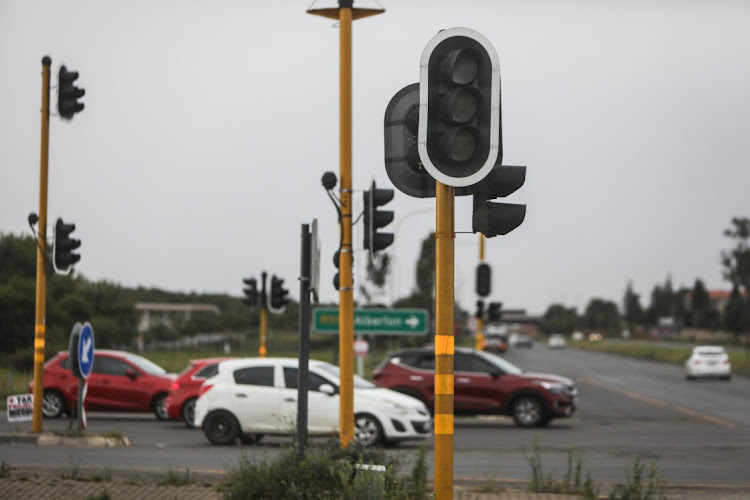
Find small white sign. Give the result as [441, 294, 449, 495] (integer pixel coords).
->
[7, 394, 34, 423]
[354, 339, 369, 358]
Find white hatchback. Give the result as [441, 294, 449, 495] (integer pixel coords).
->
[684, 346, 732, 381]
[194, 357, 431, 446]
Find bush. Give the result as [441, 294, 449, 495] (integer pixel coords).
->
[218, 440, 429, 500]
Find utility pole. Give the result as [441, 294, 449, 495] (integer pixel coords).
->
[475, 234, 486, 350]
[32, 56, 52, 433]
[308, 0, 384, 448]
[259, 271, 267, 358]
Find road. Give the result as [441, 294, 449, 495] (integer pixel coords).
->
[3, 345, 749, 491]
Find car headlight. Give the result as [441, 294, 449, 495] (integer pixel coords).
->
[536, 381, 565, 395]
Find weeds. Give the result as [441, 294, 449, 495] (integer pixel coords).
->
[0, 461, 11, 478]
[157, 468, 193, 486]
[218, 439, 430, 500]
[83, 488, 112, 500]
[609, 455, 668, 500]
[525, 440, 599, 500]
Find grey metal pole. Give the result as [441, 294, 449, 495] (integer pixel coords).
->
[297, 224, 312, 459]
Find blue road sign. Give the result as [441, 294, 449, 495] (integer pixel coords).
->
[78, 322, 95, 379]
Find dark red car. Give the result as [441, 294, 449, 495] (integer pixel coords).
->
[29, 350, 175, 420]
[165, 357, 233, 427]
[372, 347, 577, 427]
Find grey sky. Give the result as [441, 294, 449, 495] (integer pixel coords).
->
[2, 0, 749, 316]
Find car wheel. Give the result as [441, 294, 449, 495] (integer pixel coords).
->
[203, 410, 240, 445]
[42, 390, 65, 418]
[511, 395, 546, 427]
[720, 375, 731, 381]
[354, 413, 383, 447]
[685, 374, 695, 381]
[181, 398, 197, 427]
[152, 393, 169, 421]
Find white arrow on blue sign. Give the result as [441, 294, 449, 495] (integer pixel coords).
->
[78, 322, 95, 379]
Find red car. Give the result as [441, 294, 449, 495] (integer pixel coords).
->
[165, 357, 234, 427]
[29, 350, 175, 420]
[372, 347, 577, 427]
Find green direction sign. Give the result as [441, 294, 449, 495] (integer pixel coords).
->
[313, 308, 429, 336]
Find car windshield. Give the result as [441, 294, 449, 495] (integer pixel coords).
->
[120, 352, 167, 375]
[473, 350, 523, 375]
[315, 363, 377, 389]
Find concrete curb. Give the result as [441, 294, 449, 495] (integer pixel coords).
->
[0, 433, 130, 447]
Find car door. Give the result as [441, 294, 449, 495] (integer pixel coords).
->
[230, 363, 281, 433]
[453, 352, 505, 412]
[87, 356, 146, 411]
[279, 366, 339, 434]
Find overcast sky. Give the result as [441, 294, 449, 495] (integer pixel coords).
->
[2, 0, 749, 316]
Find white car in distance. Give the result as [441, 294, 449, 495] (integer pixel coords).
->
[194, 358, 431, 446]
[684, 346, 732, 381]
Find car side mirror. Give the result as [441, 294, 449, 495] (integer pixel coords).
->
[489, 369, 502, 379]
[125, 369, 138, 380]
[319, 383, 336, 396]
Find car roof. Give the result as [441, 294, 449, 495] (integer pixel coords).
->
[693, 346, 726, 353]
[216, 357, 333, 371]
[389, 346, 474, 356]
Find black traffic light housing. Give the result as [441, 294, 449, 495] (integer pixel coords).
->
[488, 302, 503, 322]
[53, 218, 81, 274]
[363, 180, 394, 256]
[472, 165, 527, 237]
[476, 262, 491, 297]
[419, 28, 501, 187]
[268, 275, 289, 313]
[475, 300, 485, 320]
[58, 65, 85, 119]
[243, 278, 258, 307]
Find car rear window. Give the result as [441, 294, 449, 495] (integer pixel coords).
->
[233, 366, 274, 387]
[194, 364, 219, 379]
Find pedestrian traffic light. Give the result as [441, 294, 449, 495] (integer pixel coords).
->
[58, 65, 85, 119]
[475, 300, 484, 319]
[268, 275, 289, 313]
[476, 262, 491, 297]
[488, 302, 503, 322]
[53, 218, 81, 274]
[419, 27, 501, 187]
[332, 250, 353, 291]
[243, 278, 258, 307]
[472, 165, 526, 238]
[363, 180, 394, 255]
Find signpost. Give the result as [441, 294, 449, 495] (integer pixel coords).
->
[312, 308, 428, 336]
[68, 322, 94, 431]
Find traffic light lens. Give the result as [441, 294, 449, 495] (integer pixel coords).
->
[405, 105, 419, 136]
[407, 144, 422, 172]
[443, 88, 479, 124]
[441, 127, 478, 163]
[441, 49, 479, 85]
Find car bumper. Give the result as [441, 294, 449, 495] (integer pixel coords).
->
[686, 365, 731, 378]
[380, 413, 431, 442]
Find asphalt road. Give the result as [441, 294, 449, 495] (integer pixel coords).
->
[3, 345, 749, 491]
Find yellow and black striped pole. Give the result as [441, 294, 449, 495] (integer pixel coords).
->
[259, 306, 267, 358]
[32, 56, 52, 433]
[434, 181, 455, 499]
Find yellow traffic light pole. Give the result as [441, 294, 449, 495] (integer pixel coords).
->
[259, 306, 267, 358]
[32, 56, 52, 433]
[434, 181, 455, 499]
[475, 234, 486, 350]
[308, 0, 384, 448]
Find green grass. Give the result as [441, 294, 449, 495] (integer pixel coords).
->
[572, 340, 750, 375]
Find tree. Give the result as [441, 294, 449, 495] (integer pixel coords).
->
[582, 298, 621, 335]
[541, 304, 579, 334]
[623, 281, 643, 327]
[721, 217, 750, 294]
[645, 276, 675, 326]
[689, 279, 712, 328]
[724, 285, 746, 338]
[359, 253, 390, 306]
[393, 234, 435, 312]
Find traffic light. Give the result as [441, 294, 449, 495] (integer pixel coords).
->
[332, 250, 353, 291]
[476, 262, 491, 297]
[472, 165, 527, 238]
[268, 275, 289, 313]
[243, 278, 258, 307]
[53, 218, 81, 274]
[363, 180, 394, 255]
[384, 83, 474, 198]
[418, 27, 501, 187]
[58, 66, 85, 119]
[488, 302, 503, 322]
[475, 300, 484, 319]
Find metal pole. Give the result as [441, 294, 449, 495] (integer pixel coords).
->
[337, 2, 355, 448]
[434, 181, 455, 499]
[32, 56, 52, 433]
[297, 224, 312, 459]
